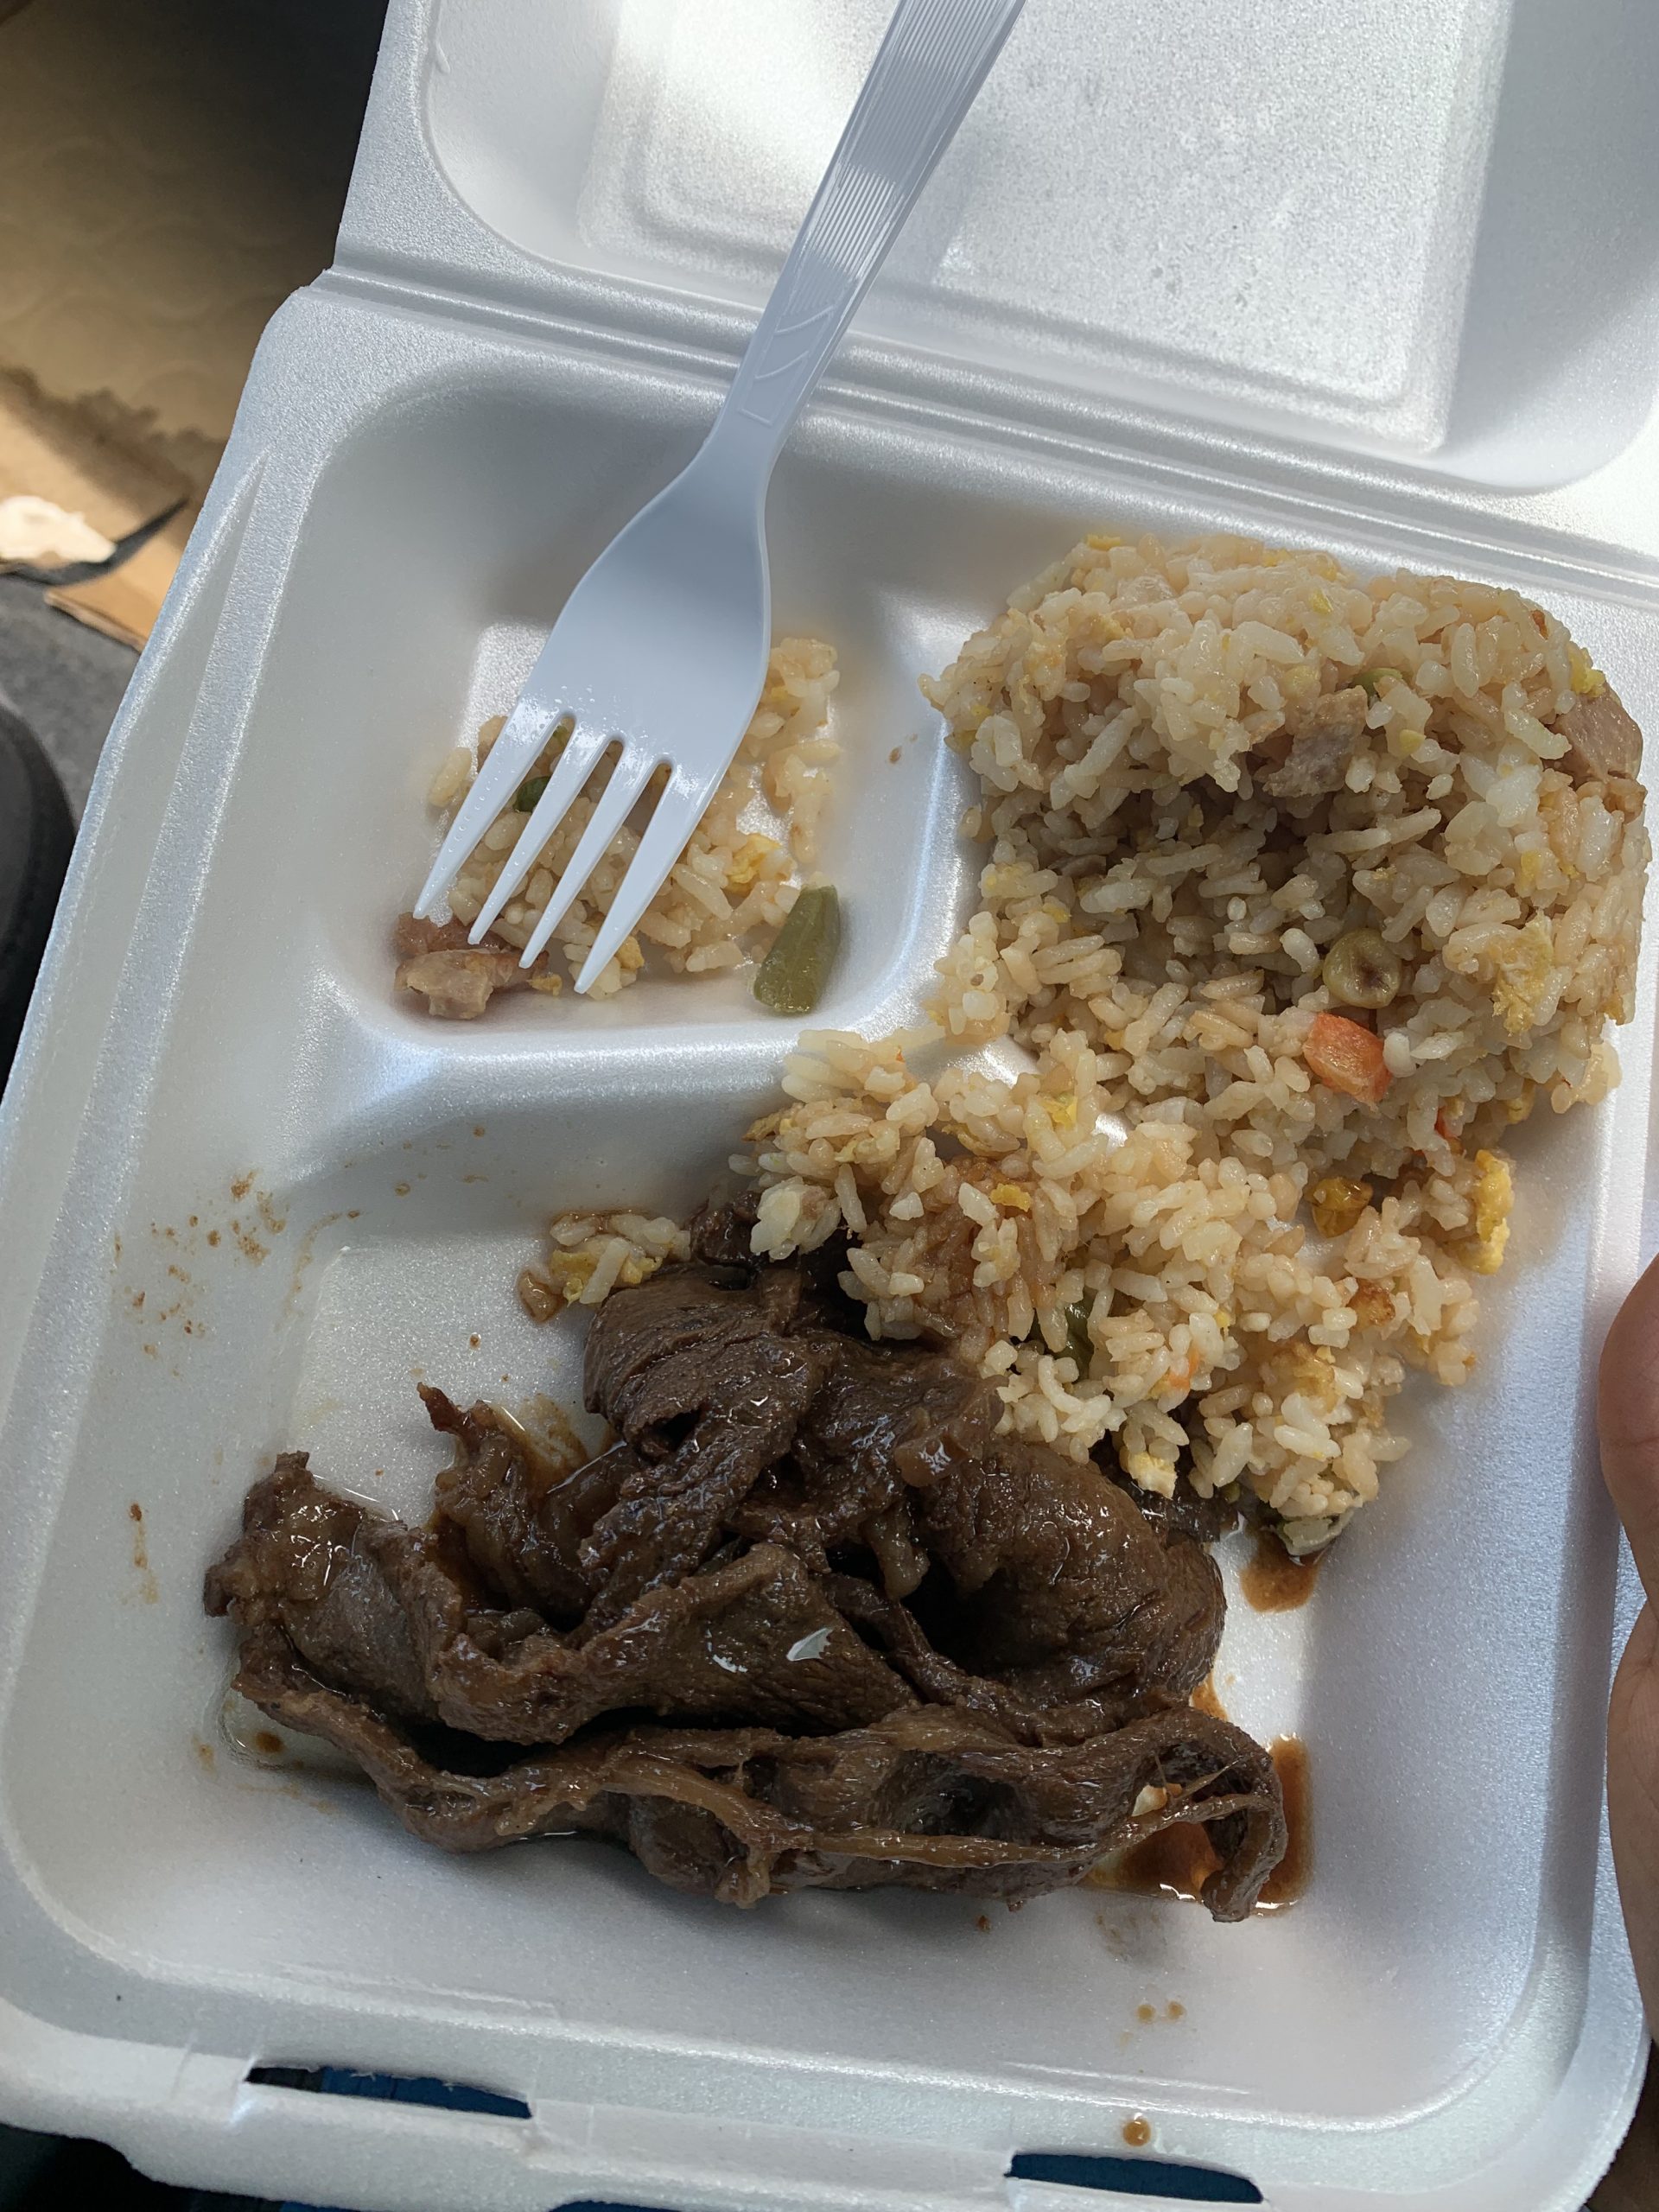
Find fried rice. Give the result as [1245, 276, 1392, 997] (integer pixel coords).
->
[425, 639, 838, 997]
[528, 532, 1649, 1551]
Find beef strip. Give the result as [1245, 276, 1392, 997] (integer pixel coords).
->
[207, 1452, 913, 1741]
[580, 1266, 835, 1626]
[818, 1571, 1141, 1747]
[686, 1192, 763, 1271]
[729, 1338, 997, 1574]
[1554, 686, 1643, 784]
[234, 1632, 1284, 1917]
[207, 1245, 1287, 1919]
[206, 1453, 439, 1720]
[911, 1433, 1224, 1708]
[424, 1387, 626, 1624]
[392, 913, 556, 1020]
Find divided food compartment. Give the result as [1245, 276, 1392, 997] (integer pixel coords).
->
[2, 2, 1657, 2207]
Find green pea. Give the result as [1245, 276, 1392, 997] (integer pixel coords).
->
[514, 774, 550, 811]
[753, 885, 842, 1015]
[1354, 668, 1403, 701]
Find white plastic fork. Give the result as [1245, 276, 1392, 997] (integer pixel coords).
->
[412, 0, 1027, 994]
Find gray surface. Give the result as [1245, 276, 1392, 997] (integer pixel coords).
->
[0, 575, 137, 818]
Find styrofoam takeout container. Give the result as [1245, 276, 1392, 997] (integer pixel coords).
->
[2, 3, 1657, 2205]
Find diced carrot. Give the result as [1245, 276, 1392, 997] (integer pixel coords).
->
[1433, 1105, 1464, 1154]
[1306, 1013, 1392, 1105]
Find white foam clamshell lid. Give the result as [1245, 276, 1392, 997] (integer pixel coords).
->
[1, 3, 1656, 2207]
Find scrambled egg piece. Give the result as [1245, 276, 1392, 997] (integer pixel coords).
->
[1491, 913, 1555, 1036]
[726, 833, 782, 890]
[1455, 1151, 1513, 1276]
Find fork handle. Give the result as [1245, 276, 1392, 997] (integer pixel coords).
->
[710, 0, 1026, 470]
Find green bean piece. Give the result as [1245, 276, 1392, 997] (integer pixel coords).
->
[514, 773, 550, 811]
[753, 884, 842, 1015]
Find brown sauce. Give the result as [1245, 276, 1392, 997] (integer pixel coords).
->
[1259, 1737, 1311, 1909]
[1122, 2117, 1151, 2148]
[127, 1501, 159, 1601]
[1188, 1672, 1228, 1719]
[1095, 1737, 1310, 1912]
[1240, 1531, 1322, 1612]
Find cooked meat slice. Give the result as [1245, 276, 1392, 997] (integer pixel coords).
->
[204, 1454, 441, 1721]
[396, 946, 524, 1020]
[584, 1264, 817, 1450]
[729, 1336, 998, 1565]
[912, 1435, 1224, 1707]
[1555, 686, 1643, 783]
[392, 914, 482, 958]
[232, 1636, 1286, 1918]
[686, 1192, 763, 1271]
[393, 911, 484, 955]
[819, 1571, 1135, 1746]
[209, 1247, 1286, 1916]
[425, 1387, 629, 1624]
[860, 1498, 931, 1600]
[1257, 686, 1368, 799]
[579, 1265, 833, 1624]
[798, 1336, 1001, 1495]
[207, 1458, 912, 1740]
[391, 913, 556, 1020]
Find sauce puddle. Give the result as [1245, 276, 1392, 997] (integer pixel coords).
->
[1188, 1672, 1228, 1719]
[1090, 1737, 1310, 1912]
[1239, 1531, 1323, 1612]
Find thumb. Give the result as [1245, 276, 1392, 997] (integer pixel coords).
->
[1599, 1255, 1659, 2031]
[1599, 1254, 1659, 1608]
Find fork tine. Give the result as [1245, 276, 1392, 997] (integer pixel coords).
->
[412, 697, 564, 920]
[517, 749, 660, 969]
[571, 773, 711, 995]
[467, 722, 612, 944]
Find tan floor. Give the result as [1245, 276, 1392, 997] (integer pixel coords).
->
[0, 0, 383, 470]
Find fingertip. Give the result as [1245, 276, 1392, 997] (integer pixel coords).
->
[1599, 1254, 1659, 1596]
[1601, 1254, 1659, 1439]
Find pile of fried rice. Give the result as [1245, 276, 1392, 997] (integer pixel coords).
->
[525, 533, 1649, 1552]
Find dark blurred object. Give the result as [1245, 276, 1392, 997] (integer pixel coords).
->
[1592, 2049, 1659, 2211]
[0, 700, 73, 1089]
[0, 0, 385, 2190]
[0, 573, 138, 815]
[0, 2121, 278, 2209]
